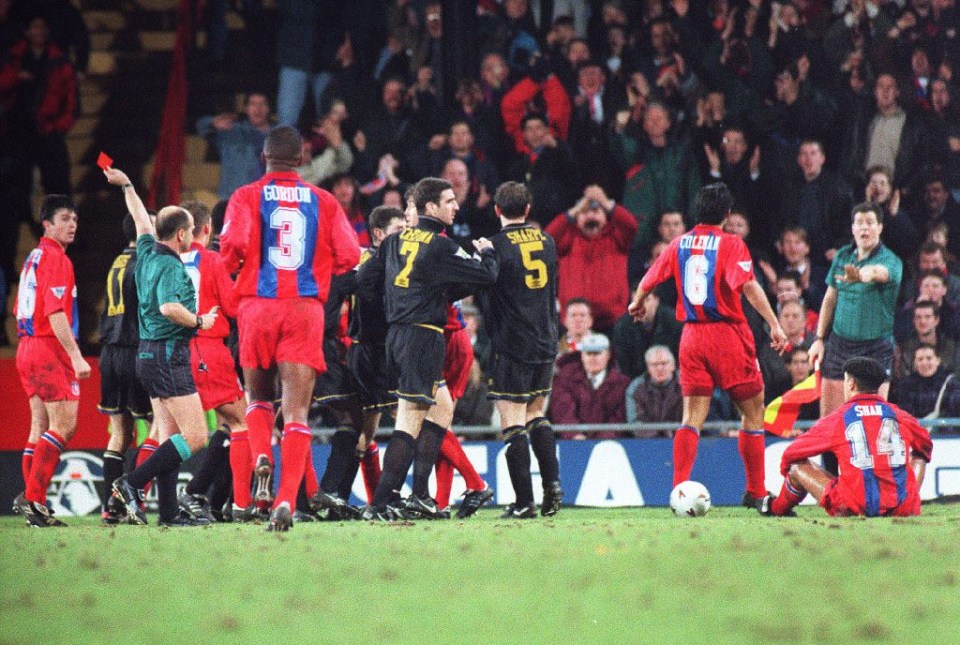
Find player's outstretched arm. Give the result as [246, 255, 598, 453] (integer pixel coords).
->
[103, 167, 154, 237]
[743, 279, 787, 352]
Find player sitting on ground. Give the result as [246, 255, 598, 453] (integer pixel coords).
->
[761, 356, 932, 517]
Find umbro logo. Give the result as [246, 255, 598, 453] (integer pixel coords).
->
[737, 262, 752, 272]
[51, 286, 66, 298]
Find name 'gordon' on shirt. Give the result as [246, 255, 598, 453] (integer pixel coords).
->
[263, 185, 312, 203]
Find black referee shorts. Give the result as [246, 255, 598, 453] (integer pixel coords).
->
[136, 339, 197, 399]
[347, 341, 397, 411]
[822, 334, 894, 380]
[98, 344, 151, 417]
[486, 353, 553, 402]
[387, 324, 446, 405]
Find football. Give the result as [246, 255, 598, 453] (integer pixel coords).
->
[669, 481, 712, 517]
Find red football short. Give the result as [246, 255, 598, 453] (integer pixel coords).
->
[443, 328, 474, 400]
[16, 335, 80, 402]
[820, 479, 921, 517]
[190, 336, 244, 410]
[237, 297, 326, 374]
[678, 320, 762, 401]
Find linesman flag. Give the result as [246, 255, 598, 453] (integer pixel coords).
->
[763, 370, 821, 437]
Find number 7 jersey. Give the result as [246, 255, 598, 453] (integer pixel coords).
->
[220, 171, 360, 301]
[640, 223, 755, 324]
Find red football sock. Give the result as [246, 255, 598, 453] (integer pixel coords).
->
[22, 441, 36, 485]
[672, 425, 700, 487]
[738, 429, 767, 499]
[273, 423, 312, 509]
[361, 441, 381, 503]
[434, 456, 454, 509]
[229, 430, 252, 508]
[771, 477, 805, 515]
[303, 447, 319, 498]
[439, 430, 485, 491]
[25, 431, 66, 504]
[137, 438, 159, 496]
[245, 401, 275, 468]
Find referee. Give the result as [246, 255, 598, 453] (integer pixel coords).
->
[104, 166, 219, 527]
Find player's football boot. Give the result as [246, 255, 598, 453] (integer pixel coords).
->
[23, 500, 67, 527]
[741, 491, 768, 510]
[266, 504, 293, 532]
[456, 486, 494, 519]
[327, 503, 364, 521]
[11, 492, 25, 515]
[112, 475, 148, 525]
[402, 494, 448, 519]
[158, 511, 211, 527]
[757, 494, 797, 517]
[541, 481, 563, 517]
[292, 509, 319, 523]
[308, 488, 349, 513]
[360, 504, 406, 521]
[253, 455, 273, 503]
[230, 503, 259, 523]
[178, 492, 216, 522]
[500, 502, 538, 519]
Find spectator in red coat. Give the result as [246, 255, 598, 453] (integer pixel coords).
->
[546, 184, 638, 332]
[549, 332, 631, 439]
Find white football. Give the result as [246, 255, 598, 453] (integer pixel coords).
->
[669, 480, 712, 517]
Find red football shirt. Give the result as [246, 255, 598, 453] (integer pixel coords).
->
[15, 237, 77, 338]
[181, 243, 238, 339]
[781, 393, 933, 517]
[640, 224, 755, 324]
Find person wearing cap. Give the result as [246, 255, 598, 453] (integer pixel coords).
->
[547, 184, 637, 332]
[549, 332, 631, 439]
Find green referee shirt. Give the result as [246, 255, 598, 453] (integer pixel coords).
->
[826, 242, 902, 342]
[135, 233, 196, 342]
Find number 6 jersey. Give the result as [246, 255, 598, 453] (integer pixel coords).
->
[220, 171, 360, 301]
[640, 223, 755, 324]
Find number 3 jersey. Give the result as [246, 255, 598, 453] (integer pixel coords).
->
[16, 237, 78, 338]
[640, 223, 754, 324]
[475, 223, 559, 364]
[781, 394, 933, 517]
[220, 171, 360, 302]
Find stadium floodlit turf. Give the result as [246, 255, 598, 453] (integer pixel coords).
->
[3, 505, 959, 644]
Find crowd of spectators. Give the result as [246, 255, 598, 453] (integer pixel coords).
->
[6, 0, 960, 434]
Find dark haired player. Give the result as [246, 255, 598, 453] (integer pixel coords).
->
[476, 181, 563, 518]
[628, 183, 788, 507]
[358, 177, 498, 520]
[177, 202, 248, 522]
[761, 357, 932, 517]
[13, 195, 91, 526]
[104, 167, 220, 526]
[97, 213, 152, 524]
[220, 126, 360, 531]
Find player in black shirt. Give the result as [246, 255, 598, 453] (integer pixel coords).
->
[476, 181, 563, 518]
[358, 178, 499, 519]
[97, 213, 151, 523]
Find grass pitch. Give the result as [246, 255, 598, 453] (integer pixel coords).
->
[3, 505, 960, 644]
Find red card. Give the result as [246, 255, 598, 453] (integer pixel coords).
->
[96, 151, 113, 170]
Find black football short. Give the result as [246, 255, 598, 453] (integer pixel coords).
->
[486, 353, 553, 402]
[312, 336, 358, 405]
[822, 334, 894, 380]
[387, 324, 446, 405]
[98, 344, 151, 417]
[347, 341, 397, 411]
[136, 339, 196, 399]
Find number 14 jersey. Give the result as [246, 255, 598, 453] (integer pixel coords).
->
[640, 223, 755, 324]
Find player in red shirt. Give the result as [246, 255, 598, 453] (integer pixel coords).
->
[220, 126, 360, 531]
[761, 357, 932, 517]
[13, 195, 92, 526]
[176, 203, 247, 521]
[628, 183, 787, 506]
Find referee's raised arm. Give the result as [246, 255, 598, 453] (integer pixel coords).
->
[103, 166, 154, 237]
